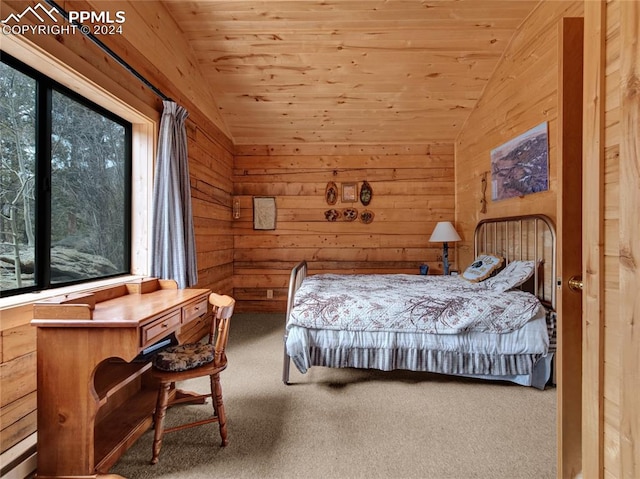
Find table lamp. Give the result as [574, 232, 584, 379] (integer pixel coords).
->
[429, 221, 461, 275]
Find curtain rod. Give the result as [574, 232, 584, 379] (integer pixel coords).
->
[45, 0, 171, 102]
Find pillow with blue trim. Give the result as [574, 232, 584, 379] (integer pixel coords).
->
[461, 254, 504, 282]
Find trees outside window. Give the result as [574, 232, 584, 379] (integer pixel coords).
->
[0, 54, 131, 297]
[0, 59, 35, 292]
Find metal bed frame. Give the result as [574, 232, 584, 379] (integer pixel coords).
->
[282, 214, 557, 385]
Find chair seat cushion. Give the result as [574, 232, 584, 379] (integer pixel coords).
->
[153, 343, 214, 372]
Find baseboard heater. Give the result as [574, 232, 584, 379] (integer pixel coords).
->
[1, 434, 37, 479]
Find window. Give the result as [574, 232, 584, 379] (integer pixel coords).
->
[0, 53, 131, 297]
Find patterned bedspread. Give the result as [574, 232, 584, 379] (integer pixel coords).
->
[288, 274, 542, 335]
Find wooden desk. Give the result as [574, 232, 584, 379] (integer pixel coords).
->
[31, 278, 211, 478]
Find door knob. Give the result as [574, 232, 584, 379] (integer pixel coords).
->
[568, 275, 583, 292]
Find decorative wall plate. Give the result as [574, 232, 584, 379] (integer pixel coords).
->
[324, 209, 341, 221]
[360, 180, 372, 206]
[342, 208, 358, 221]
[360, 210, 374, 224]
[325, 181, 338, 205]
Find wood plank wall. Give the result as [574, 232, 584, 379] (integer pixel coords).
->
[617, 1, 640, 477]
[603, 4, 621, 476]
[0, 305, 36, 455]
[455, 1, 584, 269]
[0, 0, 234, 455]
[232, 143, 455, 312]
[596, 1, 639, 477]
[583, 1, 606, 477]
[583, 2, 640, 478]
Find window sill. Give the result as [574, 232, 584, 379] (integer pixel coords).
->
[0, 275, 145, 310]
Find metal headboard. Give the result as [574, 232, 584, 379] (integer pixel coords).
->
[474, 214, 556, 310]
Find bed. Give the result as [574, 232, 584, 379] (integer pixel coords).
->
[282, 215, 557, 389]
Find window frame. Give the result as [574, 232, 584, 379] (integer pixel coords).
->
[1, 52, 133, 297]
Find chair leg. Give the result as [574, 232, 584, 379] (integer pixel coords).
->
[151, 381, 171, 465]
[210, 373, 228, 446]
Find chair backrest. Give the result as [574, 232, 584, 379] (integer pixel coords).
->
[208, 293, 235, 363]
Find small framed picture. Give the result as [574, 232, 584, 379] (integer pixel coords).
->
[341, 182, 357, 203]
[253, 196, 277, 230]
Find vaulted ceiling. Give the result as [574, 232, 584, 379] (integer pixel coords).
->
[162, 0, 540, 145]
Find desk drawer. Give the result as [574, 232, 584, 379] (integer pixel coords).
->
[182, 297, 208, 325]
[141, 310, 181, 347]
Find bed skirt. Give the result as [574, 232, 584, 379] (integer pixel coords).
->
[291, 346, 551, 389]
[292, 344, 542, 375]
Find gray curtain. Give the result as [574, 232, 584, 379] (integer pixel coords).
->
[150, 100, 198, 288]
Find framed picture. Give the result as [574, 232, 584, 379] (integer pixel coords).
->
[253, 196, 277, 230]
[341, 182, 357, 203]
[491, 122, 549, 201]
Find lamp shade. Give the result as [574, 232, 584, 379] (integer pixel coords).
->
[429, 221, 461, 243]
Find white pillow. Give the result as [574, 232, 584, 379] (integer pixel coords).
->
[483, 260, 536, 292]
[461, 254, 504, 282]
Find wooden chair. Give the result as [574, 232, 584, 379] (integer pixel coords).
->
[149, 293, 235, 465]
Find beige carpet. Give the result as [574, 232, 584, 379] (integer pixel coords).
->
[110, 313, 557, 479]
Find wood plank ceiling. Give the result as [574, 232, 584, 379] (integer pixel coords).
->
[162, 0, 540, 145]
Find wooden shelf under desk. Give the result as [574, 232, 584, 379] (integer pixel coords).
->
[94, 361, 152, 407]
[94, 387, 158, 472]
